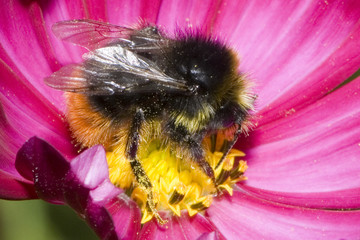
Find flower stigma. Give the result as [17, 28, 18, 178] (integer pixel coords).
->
[106, 132, 248, 224]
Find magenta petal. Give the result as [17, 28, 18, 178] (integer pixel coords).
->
[206, 192, 360, 239]
[0, 1, 65, 107]
[240, 185, 360, 210]
[85, 193, 141, 240]
[106, 194, 141, 240]
[139, 212, 220, 240]
[0, 52, 75, 176]
[15, 137, 140, 239]
[156, 0, 220, 35]
[241, 78, 360, 208]
[256, 19, 360, 124]
[41, 0, 90, 65]
[107, 0, 162, 26]
[197, 232, 221, 240]
[212, 0, 360, 120]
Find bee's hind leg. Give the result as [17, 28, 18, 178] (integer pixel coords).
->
[167, 124, 217, 188]
[126, 108, 166, 224]
[189, 140, 216, 185]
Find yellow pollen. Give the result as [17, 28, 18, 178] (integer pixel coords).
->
[106, 134, 248, 224]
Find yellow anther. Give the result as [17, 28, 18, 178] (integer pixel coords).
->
[107, 134, 248, 224]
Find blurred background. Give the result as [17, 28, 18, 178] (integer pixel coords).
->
[0, 199, 98, 240]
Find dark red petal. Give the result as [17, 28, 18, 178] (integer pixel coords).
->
[15, 136, 70, 203]
[0, 169, 36, 199]
[15, 137, 140, 239]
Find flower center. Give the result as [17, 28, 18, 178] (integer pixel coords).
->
[106, 132, 248, 224]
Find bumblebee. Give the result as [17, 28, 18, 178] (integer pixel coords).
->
[45, 20, 254, 223]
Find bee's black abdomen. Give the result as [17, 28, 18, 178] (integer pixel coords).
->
[87, 93, 166, 120]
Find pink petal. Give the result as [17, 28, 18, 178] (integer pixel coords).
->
[206, 192, 360, 239]
[40, 0, 111, 65]
[139, 212, 220, 240]
[212, 0, 360, 122]
[106, 194, 141, 240]
[85, 193, 141, 240]
[41, 0, 87, 65]
[197, 232, 221, 240]
[240, 185, 360, 210]
[0, 56, 75, 175]
[71, 144, 109, 189]
[239, 77, 360, 208]
[82, 0, 108, 21]
[107, 0, 162, 26]
[0, 1, 65, 108]
[156, 0, 220, 35]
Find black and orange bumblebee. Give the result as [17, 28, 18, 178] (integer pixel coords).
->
[45, 19, 254, 223]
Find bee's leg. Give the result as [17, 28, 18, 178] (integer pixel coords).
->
[126, 109, 166, 224]
[189, 140, 216, 185]
[215, 127, 241, 170]
[167, 124, 217, 187]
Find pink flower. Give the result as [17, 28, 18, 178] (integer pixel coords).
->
[1, 0, 360, 239]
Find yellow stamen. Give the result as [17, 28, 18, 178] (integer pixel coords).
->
[106, 133, 248, 224]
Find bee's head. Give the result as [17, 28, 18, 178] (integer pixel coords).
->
[168, 35, 253, 113]
[169, 36, 236, 96]
[162, 33, 254, 132]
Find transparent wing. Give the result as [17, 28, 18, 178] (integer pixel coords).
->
[45, 45, 190, 95]
[52, 19, 165, 51]
[44, 64, 119, 95]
